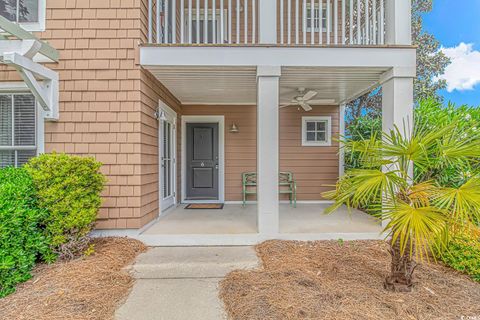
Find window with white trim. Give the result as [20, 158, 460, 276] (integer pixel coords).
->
[0, 0, 45, 31]
[0, 93, 37, 168]
[306, 3, 332, 32]
[302, 116, 331, 146]
[185, 9, 228, 44]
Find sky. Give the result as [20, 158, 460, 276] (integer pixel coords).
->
[423, 0, 480, 106]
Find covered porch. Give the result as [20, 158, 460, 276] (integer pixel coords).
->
[138, 204, 383, 245]
[138, 41, 415, 245]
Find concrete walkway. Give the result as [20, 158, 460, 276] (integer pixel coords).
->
[115, 246, 258, 320]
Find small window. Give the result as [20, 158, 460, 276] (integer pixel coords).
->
[302, 116, 331, 146]
[0, 93, 37, 168]
[306, 3, 332, 32]
[185, 9, 227, 44]
[0, 0, 45, 31]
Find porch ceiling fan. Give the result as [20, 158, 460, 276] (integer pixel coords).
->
[280, 88, 321, 112]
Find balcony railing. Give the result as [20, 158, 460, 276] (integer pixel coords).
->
[147, 0, 387, 46]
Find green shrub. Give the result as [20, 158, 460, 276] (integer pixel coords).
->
[440, 234, 480, 282]
[25, 153, 106, 259]
[0, 167, 52, 298]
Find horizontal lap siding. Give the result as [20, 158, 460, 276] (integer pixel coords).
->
[280, 105, 339, 200]
[182, 105, 339, 201]
[182, 105, 256, 201]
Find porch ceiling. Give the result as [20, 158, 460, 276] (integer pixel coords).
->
[144, 66, 388, 105]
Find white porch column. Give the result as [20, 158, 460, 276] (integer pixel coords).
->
[381, 75, 414, 228]
[382, 76, 414, 136]
[259, 0, 277, 44]
[339, 103, 346, 177]
[257, 65, 281, 235]
[385, 0, 412, 45]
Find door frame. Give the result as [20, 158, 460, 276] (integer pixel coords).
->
[181, 115, 225, 204]
[158, 101, 177, 213]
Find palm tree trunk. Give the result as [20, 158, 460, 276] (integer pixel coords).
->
[384, 237, 417, 292]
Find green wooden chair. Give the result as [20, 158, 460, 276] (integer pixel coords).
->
[242, 172, 297, 208]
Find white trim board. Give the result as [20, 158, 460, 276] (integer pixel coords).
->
[158, 100, 178, 214]
[0, 82, 44, 157]
[91, 231, 386, 246]
[181, 115, 225, 203]
[141, 46, 417, 69]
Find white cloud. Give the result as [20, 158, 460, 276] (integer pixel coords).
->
[437, 42, 480, 92]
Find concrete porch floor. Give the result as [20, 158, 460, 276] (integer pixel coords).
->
[141, 204, 382, 235]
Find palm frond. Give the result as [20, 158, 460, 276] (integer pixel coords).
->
[384, 201, 448, 261]
[434, 176, 480, 226]
[323, 169, 405, 214]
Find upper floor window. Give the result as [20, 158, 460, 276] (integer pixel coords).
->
[0, 93, 37, 168]
[0, 0, 46, 31]
[302, 116, 332, 146]
[185, 9, 227, 44]
[306, 3, 332, 32]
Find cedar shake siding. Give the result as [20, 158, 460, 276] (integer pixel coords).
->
[1, 0, 181, 229]
[0, 0, 339, 230]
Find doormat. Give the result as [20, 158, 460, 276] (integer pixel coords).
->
[185, 203, 224, 209]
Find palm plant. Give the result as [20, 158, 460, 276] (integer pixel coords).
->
[324, 100, 480, 292]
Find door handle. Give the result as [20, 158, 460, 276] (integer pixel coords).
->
[201, 162, 205, 167]
[215, 164, 219, 170]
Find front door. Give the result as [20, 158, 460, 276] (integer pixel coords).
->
[186, 123, 219, 200]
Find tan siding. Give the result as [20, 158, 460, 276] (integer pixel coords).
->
[0, 0, 182, 229]
[182, 105, 339, 201]
[182, 105, 257, 201]
[280, 105, 340, 200]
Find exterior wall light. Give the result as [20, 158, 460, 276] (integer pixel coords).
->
[229, 123, 239, 133]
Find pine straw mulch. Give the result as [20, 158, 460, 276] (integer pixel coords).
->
[220, 240, 480, 320]
[0, 237, 147, 320]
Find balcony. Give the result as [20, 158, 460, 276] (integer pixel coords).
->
[146, 0, 407, 46]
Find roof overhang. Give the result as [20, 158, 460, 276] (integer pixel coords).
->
[140, 46, 416, 106]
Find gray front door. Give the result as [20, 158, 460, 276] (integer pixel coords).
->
[186, 123, 219, 200]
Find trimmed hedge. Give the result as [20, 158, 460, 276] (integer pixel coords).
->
[25, 153, 106, 259]
[0, 168, 52, 298]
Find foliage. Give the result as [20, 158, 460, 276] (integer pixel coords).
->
[0, 168, 52, 298]
[415, 100, 480, 187]
[25, 153, 106, 259]
[325, 100, 480, 265]
[345, 115, 382, 170]
[440, 234, 480, 282]
[345, 0, 451, 127]
[347, 101, 480, 186]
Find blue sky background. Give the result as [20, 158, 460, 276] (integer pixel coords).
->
[423, 0, 480, 106]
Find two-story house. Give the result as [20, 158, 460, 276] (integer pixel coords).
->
[0, 0, 415, 245]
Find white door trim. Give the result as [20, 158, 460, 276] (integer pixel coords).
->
[181, 115, 225, 204]
[158, 101, 177, 214]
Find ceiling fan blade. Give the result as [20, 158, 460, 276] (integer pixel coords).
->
[302, 90, 318, 101]
[279, 102, 295, 108]
[299, 101, 312, 112]
[307, 99, 336, 105]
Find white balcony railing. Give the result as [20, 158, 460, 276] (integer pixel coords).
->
[147, 0, 387, 46]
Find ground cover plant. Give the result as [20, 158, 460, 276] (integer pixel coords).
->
[326, 99, 480, 291]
